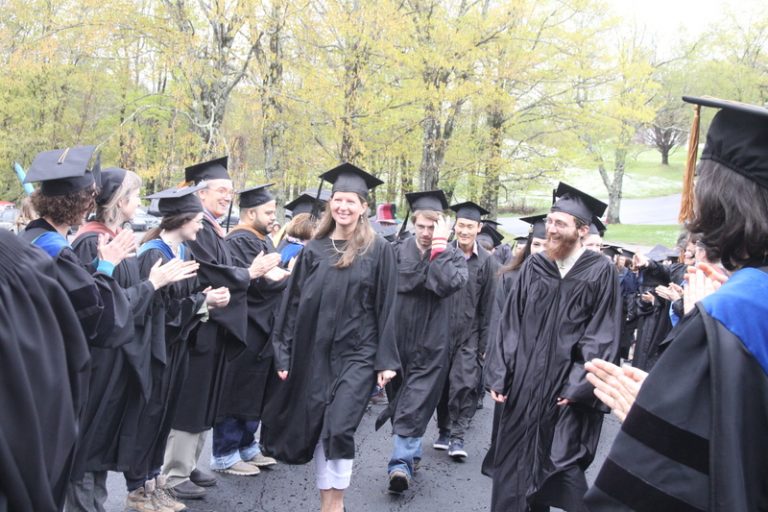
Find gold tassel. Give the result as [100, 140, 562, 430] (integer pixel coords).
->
[678, 104, 700, 224]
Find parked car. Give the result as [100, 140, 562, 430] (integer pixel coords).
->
[0, 207, 19, 233]
[134, 208, 160, 231]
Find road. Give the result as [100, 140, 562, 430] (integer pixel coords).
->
[104, 399, 620, 512]
[498, 193, 682, 236]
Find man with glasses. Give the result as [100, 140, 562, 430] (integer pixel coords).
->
[484, 183, 621, 512]
[162, 157, 277, 500]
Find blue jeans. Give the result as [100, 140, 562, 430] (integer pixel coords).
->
[210, 417, 262, 470]
[387, 435, 423, 478]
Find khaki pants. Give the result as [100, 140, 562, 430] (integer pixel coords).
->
[162, 429, 208, 487]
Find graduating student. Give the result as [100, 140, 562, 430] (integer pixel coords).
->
[70, 169, 198, 512]
[377, 190, 468, 493]
[0, 229, 87, 512]
[481, 219, 513, 266]
[433, 201, 498, 460]
[162, 157, 271, 499]
[486, 183, 621, 512]
[584, 218, 606, 253]
[119, 185, 228, 512]
[585, 95, 768, 512]
[211, 184, 288, 476]
[19, 147, 135, 510]
[261, 163, 400, 512]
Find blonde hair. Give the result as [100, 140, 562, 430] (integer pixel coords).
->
[314, 193, 375, 268]
[95, 171, 142, 226]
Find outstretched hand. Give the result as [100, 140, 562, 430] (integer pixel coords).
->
[148, 258, 199, 290]
[98, 229, 137, 266]
[585, 358, 647, 422]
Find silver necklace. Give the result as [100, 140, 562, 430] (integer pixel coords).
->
[331, 238, 345, 254]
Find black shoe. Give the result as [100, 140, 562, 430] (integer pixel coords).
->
[476, 397, 484, 410]
[448, 439, 468, 460]
[413, 457, 421, 472]
[170, 480, 206, 500]
[433, 433, 449, 451]
[388, 470, 410, 494]
[190, 468, 217, 487]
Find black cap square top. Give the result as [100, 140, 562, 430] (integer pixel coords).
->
[238, 184, 275, 209]
[285, 193, 327, 216]
[520, 213, 547, 239]
[550, 182, 607, 224]
[319, 163, 383, 198]
[450, 201, 489, 222]
[96, 167, 127, 205]
[146, 183, 206, 217]
[185, 156, 230, 184]
[480, 223, 504, 247]
[405, 190, 449, 212]
[589, 217, 607, 236]
[24, 145, 100, 196]
[682, 95, 768, 189]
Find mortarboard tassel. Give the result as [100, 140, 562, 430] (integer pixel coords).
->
[679, 104, 700, 224]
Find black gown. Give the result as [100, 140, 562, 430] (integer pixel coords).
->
[436, 242, 498, 437]
[19, 219, 133, 481]
[262, 236, 400, 463]
[585, 267, 768, 512]
[119, 241, 207, 480]
[0, 230, 86, 512]
[171, 216, 250, 432]
[632, 259, 674, 371]
[377, 237, 468, 437]
[481, 267, 520, 477]
[70, 229, 157, 473]
[485, 250, 621, 512]
[218, 226, 289, 421]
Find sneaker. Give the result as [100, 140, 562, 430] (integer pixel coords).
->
[168, 480, 206, 500]
[432, 433, 450, 451]
[153, 477, 187, 512]
[448, 439, 468, 460]
[388, 470, 410, 494]
[212, 460, 261, 476]
[245, 453, 277, 468]
[189, 468, 217, 487]
[125, 486, 172, 512]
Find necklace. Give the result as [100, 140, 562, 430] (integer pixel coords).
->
[330, 238, 345, 254]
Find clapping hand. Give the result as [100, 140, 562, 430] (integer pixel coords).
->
[98, 229, 137, 266]
[585, 358, 647, 422]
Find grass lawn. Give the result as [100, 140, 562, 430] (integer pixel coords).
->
[603, 223, 683, 247]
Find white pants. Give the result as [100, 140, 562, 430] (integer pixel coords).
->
[314, 442, 353, 490]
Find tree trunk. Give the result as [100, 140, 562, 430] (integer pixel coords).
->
[418, 101, 441, 190]
[261, 1, 285, 180]
[660, 146, 669, 165]
[481, 108, 504, 219]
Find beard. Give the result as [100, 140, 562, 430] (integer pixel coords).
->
[546, 228, 579, 261]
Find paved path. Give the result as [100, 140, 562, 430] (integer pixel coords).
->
[105, 399, 620, 511]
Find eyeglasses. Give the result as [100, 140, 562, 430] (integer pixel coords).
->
[207, 186, 234, 196]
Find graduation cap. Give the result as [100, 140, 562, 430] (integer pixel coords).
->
[285, 193, 326, 217]
[319, 162, 383, 198]
[551, 183, 607, 225]
[601, 243, 621, 259]
[185, 156, 230, 184]
[146, 184, 206, 217]
[479, 224, 504, 248]
[589, 217, 607, 237]
[450, 201, 489, 222]
[300, 188, 332, 202]
[405, 190, 449, 212]
[679, 95, 768, 222]
[646, 244, 677, 262]
[96, 167, 127, 205]
[520, 214, 547, 239]
[24, 146, 101, 196]
[238, 184, 275, 209]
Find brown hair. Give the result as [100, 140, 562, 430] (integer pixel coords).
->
[410, 210, 441, 224]
[314, 193, 375, 268]
[286, 212, 316, 241]
[499, 233, 532, 275]
[31, 188, 94, 226]
[141, 212, 201, 245]
[95, 171, 142, 226]
[688, 159, 768, 270]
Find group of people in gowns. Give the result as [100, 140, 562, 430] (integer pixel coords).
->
[3, 93, 768, 512]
